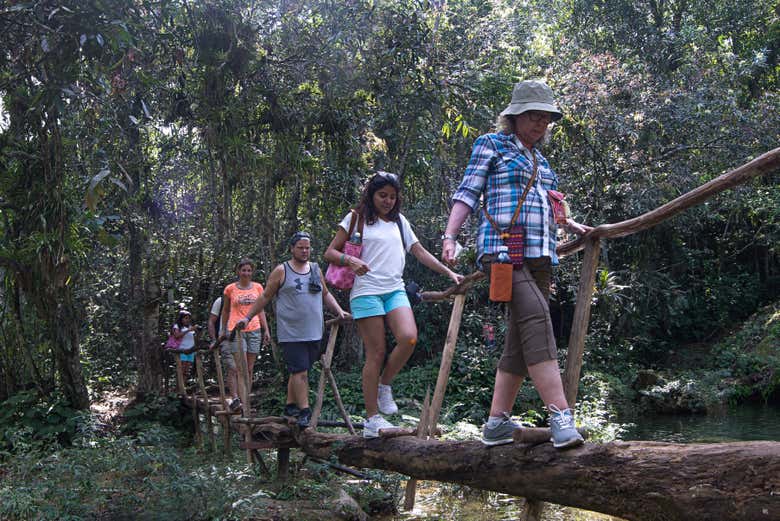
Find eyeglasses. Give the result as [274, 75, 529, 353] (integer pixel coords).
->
[375, 171, 399, 181]
[523, 111, 553, 123]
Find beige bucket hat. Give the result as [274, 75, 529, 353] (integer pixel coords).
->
[500, 80, 562, 121]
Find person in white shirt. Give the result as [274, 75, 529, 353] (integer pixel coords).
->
[325, 171, 462, 438]
[172, 310, 197, 379]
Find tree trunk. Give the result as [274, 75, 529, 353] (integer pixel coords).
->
[137, 249, 164, 395]
[128, 220, 148, 390]
[296, 431, 780, 521]
[51, 291, 89, 409]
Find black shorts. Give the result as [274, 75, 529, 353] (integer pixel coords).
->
[280, 340, 322, 374]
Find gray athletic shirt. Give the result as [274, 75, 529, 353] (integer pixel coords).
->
[276, 262, 323, 343]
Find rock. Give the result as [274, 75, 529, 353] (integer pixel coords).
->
[331, 488, 368, 521]
[638, 378, 707, 414]
[633, 369, 663, 390]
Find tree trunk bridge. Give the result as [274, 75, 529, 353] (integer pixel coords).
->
[173, 148, 780, 521]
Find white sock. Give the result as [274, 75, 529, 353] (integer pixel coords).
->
[486, 415, 505, 428]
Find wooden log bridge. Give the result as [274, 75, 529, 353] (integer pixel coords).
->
[289, 429, 780, 521]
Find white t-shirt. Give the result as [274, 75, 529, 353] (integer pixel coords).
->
[173, 324, 196, 350]
[210, 297, 224, 336]
[210, 297, 222, 316]
[337, 212, 418, 299]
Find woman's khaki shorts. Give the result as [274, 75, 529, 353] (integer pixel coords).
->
[482, 255, 556, 376]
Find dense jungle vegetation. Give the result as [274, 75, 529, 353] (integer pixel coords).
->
[0, 0, 778, 519]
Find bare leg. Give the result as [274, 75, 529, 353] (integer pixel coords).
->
[357, 316, 387, 417]
[527, 359, 569, 409]
[489, 368, 525, 417]
[246, 353, 257, 391]
[227, 367, 239, 400]
[381, 306, 418, 385]
[286, 375, 295, 405]
[289, 371, 309, 408]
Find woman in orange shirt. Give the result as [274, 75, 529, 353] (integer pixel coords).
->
[221, 258, 271, 411]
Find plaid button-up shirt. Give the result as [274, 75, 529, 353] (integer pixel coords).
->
[452, 132, 560, 265]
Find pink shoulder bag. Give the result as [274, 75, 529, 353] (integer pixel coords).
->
[325, 210, 365, 290]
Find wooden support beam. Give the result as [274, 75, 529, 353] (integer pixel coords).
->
[230, 330, 253, 464]
[311, 321, 357, 435]
[175, 357, 185, 395]
[427, 294, 466, 436]
[213, 346, 228, 411]
[195, 353, 216, 452]
[277, 447, 290, 481]
[563, 238, 601, 408]
[403, 389, 431, 510]
[311, 322, 340, 430]
[325, 369, 356, 435]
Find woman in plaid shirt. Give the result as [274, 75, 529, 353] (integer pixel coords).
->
[442, 80, 591, 448]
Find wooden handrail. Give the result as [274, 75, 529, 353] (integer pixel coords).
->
[557, 146, 780, 257]
[420, 271, 485, 302]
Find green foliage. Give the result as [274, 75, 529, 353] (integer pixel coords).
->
[0, 391, 82, 455]
[0, 425, 258, 521]
[709, 302, 780, 402]
[120, 393, 193, 438]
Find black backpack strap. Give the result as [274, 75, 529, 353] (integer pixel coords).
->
[395, 216, 407, 252]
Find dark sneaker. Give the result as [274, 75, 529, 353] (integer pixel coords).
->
[481, 412, 521, 446]
[297, 408, 311, 429]
[229, 397, 242, 412]
[283, 403, 301, 418]
[548, 404, 584, 449]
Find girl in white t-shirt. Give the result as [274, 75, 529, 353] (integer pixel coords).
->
[172, 310, 197, 379]
[325, 171, 462, 438]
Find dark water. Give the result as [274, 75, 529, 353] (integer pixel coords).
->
[618, 403, 780, 443]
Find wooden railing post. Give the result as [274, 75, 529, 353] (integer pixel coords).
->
[427, 293, 467, 435]
[563, 238, 601, 407]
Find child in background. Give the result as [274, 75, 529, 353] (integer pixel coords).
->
[172, 310, 197, 378]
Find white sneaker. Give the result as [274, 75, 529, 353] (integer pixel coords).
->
[377, 384, 398, 415]
[363, 414, 395, 438]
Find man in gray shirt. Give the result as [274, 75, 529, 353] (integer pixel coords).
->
[236, 232, 349, 427]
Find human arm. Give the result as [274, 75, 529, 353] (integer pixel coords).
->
[324, 226, 370, 276]
[258, 310, 271, 344]
[411, 242, 463, 285]
[442, 201, 473, 265]
[208, 312, 218, 341]
[172, 324, 186, 339]
[221, 293, 231, 335]
[441, 136, 494, 264]
[321, 270, 351, 320]
[563, 218, 592, 236]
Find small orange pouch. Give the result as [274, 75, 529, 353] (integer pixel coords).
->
[489, 262, 513, 302]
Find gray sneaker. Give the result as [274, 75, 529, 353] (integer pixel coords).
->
[481, 412, 521, 446]
[548, 405, 584, 449]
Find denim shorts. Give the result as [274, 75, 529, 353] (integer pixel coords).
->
[350, 289, 410, 320]
[224, 328, 262, 355]
[179, 352, 195, 363]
